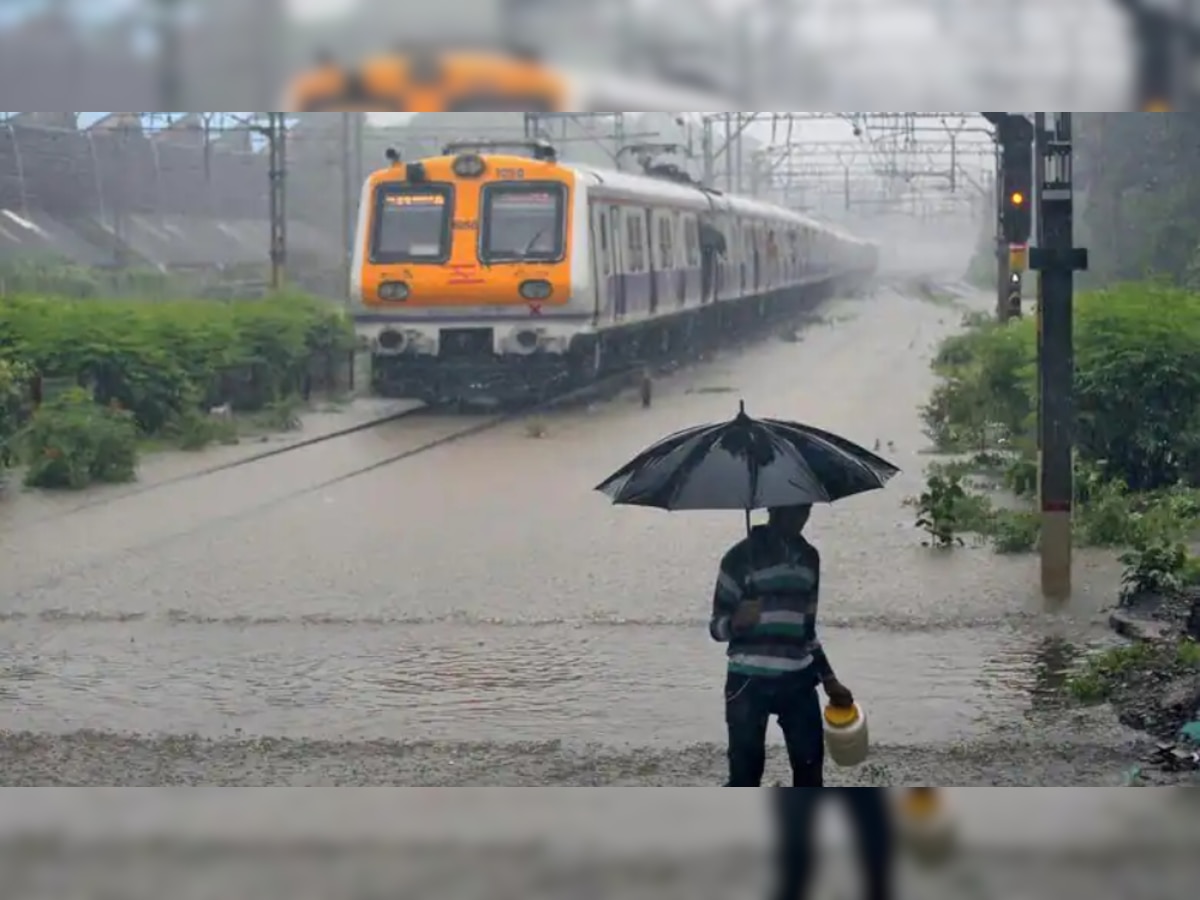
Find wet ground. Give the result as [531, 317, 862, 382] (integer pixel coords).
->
[0, 283, 1146, 784]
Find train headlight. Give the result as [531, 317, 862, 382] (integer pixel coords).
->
[519, 279, 553, 301]
[452, 154, 487, 178]
[515, 329, 540, 351]
[379, 281, 409, 301]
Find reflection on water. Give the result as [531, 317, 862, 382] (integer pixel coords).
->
[0, 616, 1113, 747]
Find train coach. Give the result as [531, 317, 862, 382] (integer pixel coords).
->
[349, 140, 879, 405]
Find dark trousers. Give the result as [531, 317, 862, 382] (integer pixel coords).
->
[773, 789, 894, 900]
[724, 670, 824, 787]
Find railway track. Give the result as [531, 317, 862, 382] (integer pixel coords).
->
[14, 363, 649, 528]
[145, 364, 647, 528]
[14, 404, 427, 526]
[6, 366, 649, 596]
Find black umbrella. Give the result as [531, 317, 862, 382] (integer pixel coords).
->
[595, 401, 899, 528]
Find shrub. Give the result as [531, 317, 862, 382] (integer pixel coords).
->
[257, 395, 303, 432]
[914, 473, 993, 547]
[163, 397, 239, 451]
[0, 355, 33, 472]
[22, 388, 139, 489]
[990, 509, 1041, 554]
[921, 316, 1034, 452]
[924, 284, 1200, 492]
[1065, 642, 1162, 705]
[1118, 537, 1191, 602]
[0, 292, 353, 435]
[1183, 554, 1200, 587]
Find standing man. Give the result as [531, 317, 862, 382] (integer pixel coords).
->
[709, 503, 853, 787]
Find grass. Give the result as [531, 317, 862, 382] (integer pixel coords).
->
[1065, 639, 1200, 705]
[149, 395, 306, 453]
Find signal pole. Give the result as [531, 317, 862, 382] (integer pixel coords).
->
[994, 146, 1011, 321]
[983, 112, 1033, 321]
[1030, 113, 1088, 601]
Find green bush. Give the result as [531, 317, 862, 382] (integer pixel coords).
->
[1066, 641, 1163, 705]
[926, 283, 1200, 491]
[1119, 536, 1191, 602]
[921, 314, 1035, 452]
[989, 509, 1041, 554]
[0, 292, 353, 435]
[0, 355, 33, 472]
[914, 472, 994, 547]
[161, 393, 240, 451]
[22, 387, 139, 489]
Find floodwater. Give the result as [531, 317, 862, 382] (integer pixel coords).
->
[0, 284, 1144, 784]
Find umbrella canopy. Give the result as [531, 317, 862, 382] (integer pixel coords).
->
[595, 402, 899, 511]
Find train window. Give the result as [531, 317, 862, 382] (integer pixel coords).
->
[480, 182, 567, 263]
[609, 207, 622, 271]
[627, 212, 646, 273]
[684, 218, 700, 267]
[370, 183, 453, 264]
[658, 216, 674, 269]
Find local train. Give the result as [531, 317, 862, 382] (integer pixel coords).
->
[350, 140, 879, 405]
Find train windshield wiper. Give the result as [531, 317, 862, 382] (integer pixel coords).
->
[518, 226, 550, 259]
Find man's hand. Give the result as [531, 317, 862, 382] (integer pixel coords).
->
[823, 678, 854, 708]
[730, 599, 762, 634]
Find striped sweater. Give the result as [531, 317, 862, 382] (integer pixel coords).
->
[709, 526, 835, 680]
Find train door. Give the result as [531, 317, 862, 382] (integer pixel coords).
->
[591, 202, 611, 322]
[751, 224, 761, 293]
[724, 218, 738, 297]
[609, 206, 626, 320]
[644, 208, 659, 315]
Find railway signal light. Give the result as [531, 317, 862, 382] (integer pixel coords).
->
[997, 115, 1034, 245]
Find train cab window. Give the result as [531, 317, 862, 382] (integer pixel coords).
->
[480, 182, 567, 263]
[371, 183, 453, 264]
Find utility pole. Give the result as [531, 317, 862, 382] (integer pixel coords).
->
[1030, 113, 1088, 602]
[155, 0, 183, 108]
[267, 112, 288, 291]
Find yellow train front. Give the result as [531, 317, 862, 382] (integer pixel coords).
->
[350, 141, 591, 406]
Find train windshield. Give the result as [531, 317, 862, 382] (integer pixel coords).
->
[371, 184, 452, 263]
[480, 183, 566, 263]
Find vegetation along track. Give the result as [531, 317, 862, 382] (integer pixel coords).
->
[9, 366, 647, 595]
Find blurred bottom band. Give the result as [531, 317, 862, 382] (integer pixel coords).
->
[774, 789, 895, 900]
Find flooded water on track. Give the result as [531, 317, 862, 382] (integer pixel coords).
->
[0, 285, 1140, 783]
